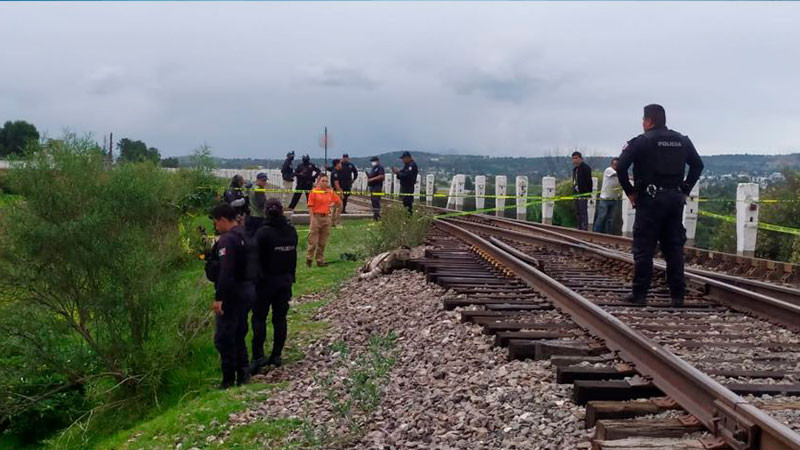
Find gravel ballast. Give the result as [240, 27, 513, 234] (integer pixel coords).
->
[238, 269, 591, 449]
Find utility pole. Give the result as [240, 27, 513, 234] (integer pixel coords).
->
[324, 126, 328, 168]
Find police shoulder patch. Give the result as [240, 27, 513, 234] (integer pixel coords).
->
[218, 247, 227, 257]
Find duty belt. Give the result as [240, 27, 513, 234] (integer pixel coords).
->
[645, 184, 682, 198]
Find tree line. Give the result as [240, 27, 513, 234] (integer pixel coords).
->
[0, 119, 180, 167]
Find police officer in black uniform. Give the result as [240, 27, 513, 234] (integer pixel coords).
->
[339, 153, 358, 213]
[223, 175, 250, 218]
[288, 155, 321, 210]
[616, 104, 704, 306]
[250, 199, 298, 373]
[392, 151, 419, 213]
[206, 204, 258, 388]
[366, 156, 385, 220]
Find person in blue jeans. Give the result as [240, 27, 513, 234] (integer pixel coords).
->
[593, 157, 621, 234]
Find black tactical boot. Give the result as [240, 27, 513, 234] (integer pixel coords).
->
[249, 357, 267, 375]
[236, 366, 251, 386]
[219, 370, 236, 390]
[266, 354, 282, 368]
[622, 294, 647, 306]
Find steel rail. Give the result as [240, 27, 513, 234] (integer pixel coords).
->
[482, 215, 800, 307]
[445, 217, 800, 333]
[492, 216, 800, 286]
[436, 219, 800, 450]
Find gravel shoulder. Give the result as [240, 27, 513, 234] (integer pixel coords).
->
[237, 269, 591, 449]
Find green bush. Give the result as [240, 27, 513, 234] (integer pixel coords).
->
[366, 204, 433, 254]
[0, 134, 211, 446]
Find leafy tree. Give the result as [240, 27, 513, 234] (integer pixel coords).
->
[117, 138, 160, 163]
[0, 133, 208, 442]
[0, 120, 40, 157]
[160, 157, 179, 168]
[756, 170, 800, 262]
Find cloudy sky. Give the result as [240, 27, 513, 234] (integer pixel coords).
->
[1, 2, 799, 159]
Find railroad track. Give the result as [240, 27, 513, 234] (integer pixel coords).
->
[410, 219, 800, 449]
[350, 194, 799, 299]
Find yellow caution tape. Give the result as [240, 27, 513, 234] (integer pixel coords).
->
[698, 210, 800, 236]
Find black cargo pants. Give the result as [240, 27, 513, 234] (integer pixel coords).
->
[214, 283, 255, 381]
[252, 276, 292, 362]
[631, 189, 687, 300]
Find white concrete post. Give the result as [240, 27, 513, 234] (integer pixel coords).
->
[683, 184, 700, 246]
[541, 176, 556, 225]
[587, 177, 599, 230]
[383, 173, 393, 197]
[426, 174, 435, 206]
[455, 174, 466, 210]
[736, 183, 759, 257]
[474, 175, 486, 211]
[414, 174, 421, 204]
[495, 175, 507, 217]
[515, 175, 528, 221]
[447, 174, 466, 210]
[621, 194, 635, 237]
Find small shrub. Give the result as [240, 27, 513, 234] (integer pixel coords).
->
[367, 204, 433, 254]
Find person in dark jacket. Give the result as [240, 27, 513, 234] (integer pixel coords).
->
[366, 156, 385, 220]
[617, 104, 704, 306]
[288, 155, 321, 211]
[280, 151, 295, 209]
[223, 174, 250, 219]
[250, 199, 298, 373]
[207, 204, 257, 388]
[571, 152, 593, 230]
[339, 153, 358, 213]
[392, 151, 419, 213]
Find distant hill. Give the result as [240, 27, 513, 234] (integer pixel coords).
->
[178, 151, 800, 180]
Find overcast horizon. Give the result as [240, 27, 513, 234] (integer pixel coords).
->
[2, 2, 799, 159]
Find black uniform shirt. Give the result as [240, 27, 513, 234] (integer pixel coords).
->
[281, 157, 295, 181]
[340, 161, 357, 190]
[367, 165, 385, 189]
[255, 216, 298, 286]
[617, 126, 704, 196]
[294, 162, 321, 189]
[396, 160, 419, 192]
[213, 226, 248, 306]
[331, 169, 343, 191]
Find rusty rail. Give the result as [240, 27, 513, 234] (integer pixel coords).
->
[437, 219, 800, 450]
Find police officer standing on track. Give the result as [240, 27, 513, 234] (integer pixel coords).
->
[392, 151, 419, 213]
[288, 155, 321, 211]
[616, 104, 704, 307]
[206, 204, 258, 388]
[281, 151, 295, 210]
[339, 153, 358, 214]
[250, 198, 298, 374]
[224, 175, 250, 220]
[366, 156, 385, 220]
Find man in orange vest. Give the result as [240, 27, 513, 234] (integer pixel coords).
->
[306, 174, 342, 267]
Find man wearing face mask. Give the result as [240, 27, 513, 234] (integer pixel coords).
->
[616, 104, 704, 307]
[366, 156, 385, 220]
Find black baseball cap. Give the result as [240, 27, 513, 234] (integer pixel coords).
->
[342, 153, 349, 158]
[265, 198, 283, 215]
[370, 156, 379, 162]
[399, 151, 411, 158]
[256, 172, 267, 180]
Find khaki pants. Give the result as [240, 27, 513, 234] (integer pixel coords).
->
[307, 214, 331, 264]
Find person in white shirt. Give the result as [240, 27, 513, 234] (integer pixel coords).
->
[593, 157, 621, 234]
